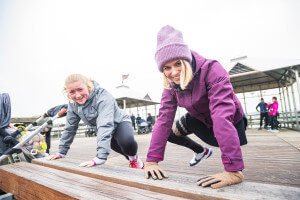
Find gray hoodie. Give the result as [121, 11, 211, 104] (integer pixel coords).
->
[59, 81, 130, 160]
[0, 93, 11, 128]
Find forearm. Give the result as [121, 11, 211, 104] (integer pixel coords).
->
[96, 128, 113, 160]
[59, 130, 76, 155]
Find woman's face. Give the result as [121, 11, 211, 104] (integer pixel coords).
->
[67, 81, 89, 105]
[163, 59, 182, 84]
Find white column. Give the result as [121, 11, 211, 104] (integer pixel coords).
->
[292, 69, 300, 104]
[145, 103, 148, 119]
[285, 82, 293, 127]
[290, 73, 299, 128]
[281, 84, 290, 128]
[123, 99, 126, 110]
[278, 84, 285, 127]
[242, 87, 247, 115]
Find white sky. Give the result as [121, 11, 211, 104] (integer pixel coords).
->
[0, 0, 300, 117]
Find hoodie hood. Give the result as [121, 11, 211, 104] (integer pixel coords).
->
[191, 50, 206, 75]
[0, 93, 11, 128]
[87, 81, 100, 102]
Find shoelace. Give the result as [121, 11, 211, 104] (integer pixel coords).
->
[129, 159, 139, 168]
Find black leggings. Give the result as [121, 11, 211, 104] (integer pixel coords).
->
[45, 128, 51, 154]
[270, 114, 279, 130]
[260, 112, 268, 128]
[111, 121, 138, 158]
[168, 113, 248, 153]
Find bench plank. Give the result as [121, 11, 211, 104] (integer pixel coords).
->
[0, 162, 187, 200]
[32, 158, 300, 200]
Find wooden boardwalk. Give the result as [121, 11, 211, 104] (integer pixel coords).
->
[49, 128, 300, 188]
[0, 128, 299, 199]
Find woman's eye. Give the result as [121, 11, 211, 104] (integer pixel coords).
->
[69, 91, 74, 94]
[78, 88, 83, 92]
[164, 66, 170, 71]
[175, 61, 181, 66]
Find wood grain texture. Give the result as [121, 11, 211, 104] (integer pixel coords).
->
[47, 128, 300, 187]
[32, 159, 225, 200]
[0, 162, 190, 200]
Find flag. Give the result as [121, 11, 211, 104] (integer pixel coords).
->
[122, 74, 129, 80]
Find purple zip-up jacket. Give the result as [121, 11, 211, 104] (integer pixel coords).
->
[147, 50, 245, 172]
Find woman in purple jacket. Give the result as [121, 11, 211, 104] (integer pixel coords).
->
[144, 25, 247, 189]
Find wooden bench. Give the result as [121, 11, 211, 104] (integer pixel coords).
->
[1, 158, 299, 200]
[0, 162, 190, 200]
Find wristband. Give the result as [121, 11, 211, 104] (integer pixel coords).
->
[55, 153, 62, 158]
[92, 160, 97, 165]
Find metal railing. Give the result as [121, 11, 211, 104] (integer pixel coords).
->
[50, 124, 95, 138]
[247, 111, 300, 130]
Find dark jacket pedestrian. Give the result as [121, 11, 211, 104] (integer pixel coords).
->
[147, 114, 153, 124]
[136, 115, 141, 125]
[130, 114, 136, 130]
[256, 98, 268, 129]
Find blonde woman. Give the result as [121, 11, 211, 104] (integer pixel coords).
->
[144, 25, 247, 189]
[47, 74, 144, 169]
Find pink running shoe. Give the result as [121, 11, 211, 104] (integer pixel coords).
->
[129, 159, 144, 169]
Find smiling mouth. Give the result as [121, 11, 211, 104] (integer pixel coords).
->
[76, 97, 84, 101]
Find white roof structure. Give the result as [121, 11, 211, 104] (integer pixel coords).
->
[110, 85, 160, 109]
[228, 56, 300, 93]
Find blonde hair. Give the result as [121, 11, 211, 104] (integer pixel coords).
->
[64, 74, 94, 99]
[163, 59, 193, 90]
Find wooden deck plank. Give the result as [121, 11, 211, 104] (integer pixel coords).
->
[32, 159, 224, 200]
[32, 158, 300, 200]
[0, 162, 188, 200]
[45, 128, 300, 188]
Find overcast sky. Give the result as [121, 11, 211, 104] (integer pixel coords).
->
[0, 0, 299, 117]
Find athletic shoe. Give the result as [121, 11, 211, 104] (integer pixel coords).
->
[190, 147, 212, 167]
[268, 129, 273, 132]
[258, 127, 262, 130]
[129, 159, 144, 169]
[272, 129, 279, 133]
[264, 127, 268, 130]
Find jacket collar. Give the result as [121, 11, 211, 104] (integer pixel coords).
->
[191, 50, 206, 76]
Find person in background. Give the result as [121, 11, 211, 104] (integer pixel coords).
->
[144, 25, 247, 189]
[136, 114, 141, 126]
[41, 126, 52, 154]
[256, 98, 268, 130]
[267, 97, 279, 132]
[130, 114, 136, 130]
[146, 113, 153, 131]
[47, 74, 144, 169]
[0, 93, 13, 159]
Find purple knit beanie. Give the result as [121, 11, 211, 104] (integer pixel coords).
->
[155, 25, 192, 72]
